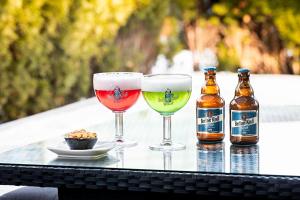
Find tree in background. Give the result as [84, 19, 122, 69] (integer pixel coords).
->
[91, 0, 169, 75]
[0, 0, 149, 122]
[1, 0, 300, 122]
[159, 0, 300, 73]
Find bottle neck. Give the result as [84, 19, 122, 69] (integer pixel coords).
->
[201, 72, 220, 95]
[235, 74, 254, 97]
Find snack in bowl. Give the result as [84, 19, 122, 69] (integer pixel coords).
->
[64, 129, 98, 150]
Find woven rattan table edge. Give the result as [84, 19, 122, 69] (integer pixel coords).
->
[0, 164, 300, 198]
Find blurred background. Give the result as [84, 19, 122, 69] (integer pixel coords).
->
[0, 0, 300, 122]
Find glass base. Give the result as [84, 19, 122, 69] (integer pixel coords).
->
[115, 139, 137, 148]
[149, 143, 186, 151]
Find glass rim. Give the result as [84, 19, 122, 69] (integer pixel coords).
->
[93, 72, 143, 77]
[143, 73, 192, 79]
[142, 73, 192, 92]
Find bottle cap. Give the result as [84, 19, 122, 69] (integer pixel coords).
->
[203, 66, 216, 72]
[238, 68, 250, 73]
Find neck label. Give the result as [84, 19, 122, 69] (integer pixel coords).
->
[231, 110, 258, 136]
[197, 108, 224, 133]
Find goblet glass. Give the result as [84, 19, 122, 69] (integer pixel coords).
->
[93, 72, 142, 147]
[142, 74, 192, 151]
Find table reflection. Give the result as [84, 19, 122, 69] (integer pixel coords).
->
[163, 151, 172, 170]
[115, 147, 125, 168]
[197, 142, 225, 173]
[230, 145, 259, 174]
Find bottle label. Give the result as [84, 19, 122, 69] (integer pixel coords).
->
[231, 110, 258, 136]
[197, 108, 224, 133]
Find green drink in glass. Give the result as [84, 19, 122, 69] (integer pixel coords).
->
[143, 91, 191, 115]
[142, 74, 192, 151]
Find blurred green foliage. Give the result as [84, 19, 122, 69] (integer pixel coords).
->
[210, 0, 300, 70]
[212, 0, 300, 47]
[91, 0, 170, 75]
[1, 0, 300, 122]
[0, 0, 146, 122]
[217, 41, 240, 72]
[159, 0, 300, 72]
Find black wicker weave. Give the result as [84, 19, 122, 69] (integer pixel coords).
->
[0, 164, 300, 199]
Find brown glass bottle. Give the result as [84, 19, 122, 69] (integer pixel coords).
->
[196, 67, 225, 142]
[230, 68, 259, 145]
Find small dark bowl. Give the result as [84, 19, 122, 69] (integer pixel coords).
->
[65, 138, 98, 150]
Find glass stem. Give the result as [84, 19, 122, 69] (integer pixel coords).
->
[162, 115, 172, 146]
[115, 112, 124, 142]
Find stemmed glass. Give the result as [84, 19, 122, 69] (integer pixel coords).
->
[142, 74, 192, 151]
[93, 72, 142, 147]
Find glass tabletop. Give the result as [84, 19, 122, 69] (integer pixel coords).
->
[1, 98, 300, 177]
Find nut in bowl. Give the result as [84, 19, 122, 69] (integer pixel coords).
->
[64, 129, 98, 150]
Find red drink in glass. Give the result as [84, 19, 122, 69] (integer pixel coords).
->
[95, 89, 140, 112]
[93, 72, 142, 147]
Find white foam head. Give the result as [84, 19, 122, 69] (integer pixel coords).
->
[93, 72, 142, 90]
[142, 74, 192, 92]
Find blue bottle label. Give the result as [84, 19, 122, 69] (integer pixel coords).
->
[231, 110, 258, 136]
[197, 108, 224, 133]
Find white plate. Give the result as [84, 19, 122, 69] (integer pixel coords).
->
[56, 153, 108, 160]
[47, 141, 115, 158]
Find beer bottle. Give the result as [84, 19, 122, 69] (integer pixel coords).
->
[230, 68, 259, 145]
[196, 67, 225, 142]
